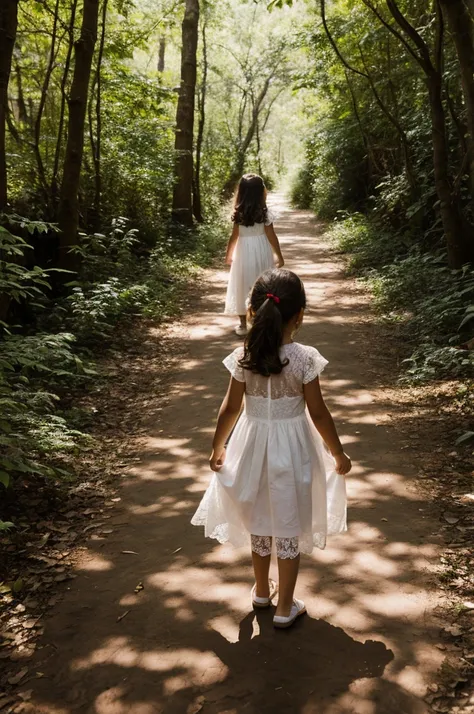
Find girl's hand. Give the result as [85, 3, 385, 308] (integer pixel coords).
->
[334, 451, 351, 476]
[210, 447, 226, 472]
[275, 255, 284, 268]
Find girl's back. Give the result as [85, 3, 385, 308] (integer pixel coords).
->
[226, 342, 327, 420]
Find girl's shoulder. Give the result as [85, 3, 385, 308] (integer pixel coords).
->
[264, 207, 278, 226]
[285, 343, 329, 382]
[223, 346, 246, 382]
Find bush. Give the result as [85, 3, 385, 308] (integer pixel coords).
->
[0, 211, 227, 528]
[329, 214, 474, 382]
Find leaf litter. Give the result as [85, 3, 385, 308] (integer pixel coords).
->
[0, 318, 178, 705]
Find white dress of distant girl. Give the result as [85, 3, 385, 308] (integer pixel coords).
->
[224, 173, 284, 336]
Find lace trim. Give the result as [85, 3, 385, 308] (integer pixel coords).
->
[251, 535, 272, 557]
[223, 348, 245, 382]
[223, 344, 328, 395]
[191, 510, 346, 555]
[250, 535, 300, 559]
[302, 346, 328, 384]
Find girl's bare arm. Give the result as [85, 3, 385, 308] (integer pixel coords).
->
[304, 377, 351, 475]
[225, 224, 239, 265]
[264, 223, 284, 267]
[210, 376, 245, 471]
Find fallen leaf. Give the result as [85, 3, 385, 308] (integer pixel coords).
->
[8, 668, 28, 685]
[187, 696, 205, 714]
[18, 690, 33, 702]
[134, 581, 144, 594]
[117, 610, 131, 623]
[83, 522, 105, 533]
[172, 547, 182, 554]
[444, 512, 460, 525]
[0, 696, 19, 709]
[121, 550, 138, 555]
[444, 625, 463, 637]
[381, 518, 388, 522]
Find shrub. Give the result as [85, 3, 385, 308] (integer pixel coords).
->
[329, 215, 474, 382]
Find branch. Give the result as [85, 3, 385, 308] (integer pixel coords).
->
[385, 0, 434, 72]
[360, 0, 420, 64]
[434, 0, 444, 74]
[320, 0, 367, 79]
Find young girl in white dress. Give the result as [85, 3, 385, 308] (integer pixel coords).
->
[192, 268, 351, 628]
[224, 173, 284, 336]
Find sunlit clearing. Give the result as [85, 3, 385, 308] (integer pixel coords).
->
[349, 523, 385, 542]
[359, 592, 430, 618]
[209, 615, 240, 643]
[353, 551, 399, 577]
[76, 553, 114, 572]
[95, 687, 158, 714]
[74, 640, 228, 687]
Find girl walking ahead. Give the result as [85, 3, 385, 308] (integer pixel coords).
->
[192, 269, 351, 628]
[224, 174, 284, 336]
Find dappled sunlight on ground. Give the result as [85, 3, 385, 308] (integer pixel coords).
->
[25, 196, 442, 714]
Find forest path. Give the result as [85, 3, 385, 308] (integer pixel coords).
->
[28, 197, 443, 714]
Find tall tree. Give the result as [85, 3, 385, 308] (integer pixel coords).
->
[157, 37, 166, 72]
[0, 0, 19, 211]
[440, 0, 474, 216]
[193, 17, 207, 222]
[57, 0, 99, 270]
[383, 0, 472, 267]
[89, 0, 108, 226]
[51, 0, 79, 201]
[172, 0, 199, 225]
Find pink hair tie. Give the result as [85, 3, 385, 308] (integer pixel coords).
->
[266, 293, 280, 304]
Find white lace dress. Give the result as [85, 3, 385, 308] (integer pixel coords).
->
[224, 210, 276, 316]
[191, 343, 347, 554]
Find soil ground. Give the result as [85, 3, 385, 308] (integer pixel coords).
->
[15, 198, 449, 714]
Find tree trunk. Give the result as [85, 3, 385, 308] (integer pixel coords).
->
[34, 0, 61, 199]
[172, 0, 199, 226]
[427, 69, 470, 266]
[385, 0, 472, 267]
[57, 0, 99, 270]
[193, 20, 207, 223]
[440, 0, 474, 215]
[0, 0, 18, 211]
[88, 0, 108, 227]
[223, 76, 272, 196]
[51, 0, 78, 202]
[157, 37, 166, 72]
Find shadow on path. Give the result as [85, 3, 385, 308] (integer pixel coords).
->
[23, 196, 440, 714]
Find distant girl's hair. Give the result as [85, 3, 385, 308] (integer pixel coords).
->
[231, 173, 268, 226]
[239, 269, 306, 377]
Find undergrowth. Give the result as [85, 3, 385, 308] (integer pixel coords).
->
[0, 214, 227, 531]
[328, 214, 474, 384]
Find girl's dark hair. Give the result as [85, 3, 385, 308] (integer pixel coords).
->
[231, 173, 268, 226]
[239, 269, 307, 377]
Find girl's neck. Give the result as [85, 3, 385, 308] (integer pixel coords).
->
[282, 325, 295, 345]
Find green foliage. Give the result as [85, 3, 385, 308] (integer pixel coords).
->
[329, 215, 474, 383]
[0, 208, 226, 526]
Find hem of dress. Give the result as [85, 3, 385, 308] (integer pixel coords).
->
[190, 513, 347, 554]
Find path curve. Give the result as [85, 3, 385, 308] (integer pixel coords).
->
[27, 197, 441, 714]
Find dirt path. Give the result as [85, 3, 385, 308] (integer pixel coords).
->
[26, 198, 443, 714]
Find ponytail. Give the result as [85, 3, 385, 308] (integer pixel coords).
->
[239, 269, 306, 377]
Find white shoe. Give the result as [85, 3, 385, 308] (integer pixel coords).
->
[235, 324, 248, 337]
[273, 598, 306, 629]
[251, 580, 278, 609]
